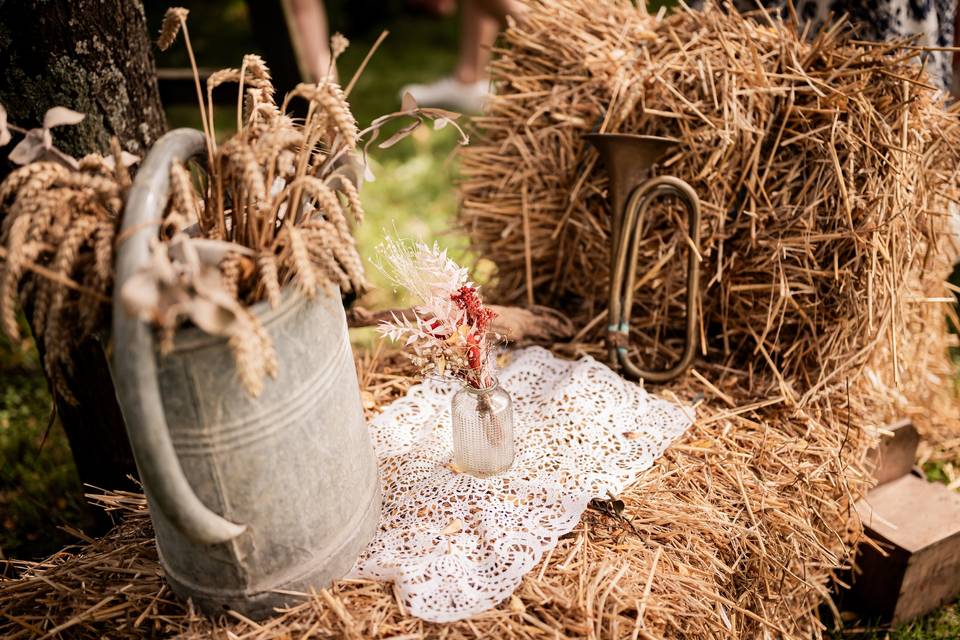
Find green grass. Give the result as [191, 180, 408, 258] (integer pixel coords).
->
[837, 599, 960, 639]
[889, 602, 960, 640]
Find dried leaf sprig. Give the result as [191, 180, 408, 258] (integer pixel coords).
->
[121, 236, 276, 396]
[376, 238, 499, 389]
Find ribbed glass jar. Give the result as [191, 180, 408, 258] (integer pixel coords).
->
[451, 380, 514, 477]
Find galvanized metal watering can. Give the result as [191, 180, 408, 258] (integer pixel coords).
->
[585, 132, 702, 382]
[112, 129, 381, 618]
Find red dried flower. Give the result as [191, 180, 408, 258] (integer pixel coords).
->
[451, 286, 497, 334]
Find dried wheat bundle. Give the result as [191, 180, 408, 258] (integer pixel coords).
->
[159, 46, 369, 306]
[132, 10, 462, 395]
[0, 150, 130, 402]
[112, 11, 371, 396]
[460, 0, 960, 398]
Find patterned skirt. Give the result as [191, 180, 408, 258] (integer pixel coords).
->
[732, 0, 956, 90]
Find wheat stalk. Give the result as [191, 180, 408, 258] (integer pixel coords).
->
[1, 9, 438, 397]
[0, 152, 127, 402]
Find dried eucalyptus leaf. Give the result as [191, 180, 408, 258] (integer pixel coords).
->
[8, 128, 80, 169]
[43, 106, 85, 130]
[378, 119, 422, 149]
[181, 296, 239, 336]
[400, 91, 418, 112]
[120, 271, 164, 322]
[422, 107, 461, 121]
[46, 145, 80, 170]
[123, 235, 245, 342]
[167, 235, 201, 272]
[189, 238, 256, 265]
[328, 150, 364, 190]
[102, 150, 141, 170]
[7, 129, 46, 165]
[148, 242, 178, 284]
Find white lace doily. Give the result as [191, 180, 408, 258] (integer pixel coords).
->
[349, 346, 694, 622]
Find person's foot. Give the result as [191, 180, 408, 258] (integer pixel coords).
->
[399, 76, 491, 114]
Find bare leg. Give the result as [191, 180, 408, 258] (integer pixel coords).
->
[287, 0, 333, 83]
[401, 0, 526, 110]
[452, 0, 526, 84]
[453, 1, 500, 84]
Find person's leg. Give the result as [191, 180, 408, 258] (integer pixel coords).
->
[287, 0, 333, 83]
[401, 0, 525, 111]
[452, 0, 501, 84]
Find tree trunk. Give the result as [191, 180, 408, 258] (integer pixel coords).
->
[0, 0, 166, 159]
[31, 330, 139, 497]
[0, 1, 165, 504]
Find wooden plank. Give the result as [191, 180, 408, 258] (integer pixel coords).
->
[868, 418, 919, 486]
[849, 475, 960, 623]
[858, 474, 960, 553]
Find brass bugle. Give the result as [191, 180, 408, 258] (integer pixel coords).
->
[585, 133, 702, 383]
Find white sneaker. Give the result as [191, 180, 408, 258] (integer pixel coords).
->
[399, 77, 491, 114]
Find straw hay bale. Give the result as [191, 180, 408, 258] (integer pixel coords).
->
[0, 390, 872, 640]
[0, 337, 956, 639]
[459, 0, 960, 396]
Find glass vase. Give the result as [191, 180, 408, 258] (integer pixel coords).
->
[451, 380, 514, 477]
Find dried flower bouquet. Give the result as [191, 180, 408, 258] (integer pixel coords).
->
[376, 238, 499, 389]
[377, 239, 511, 458]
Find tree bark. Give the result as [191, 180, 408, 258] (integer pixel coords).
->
[0, 0, 166, 159]
[0, 1, 165, 505]
[35, 332, 138, 496]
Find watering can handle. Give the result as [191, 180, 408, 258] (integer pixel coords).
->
[113, 128, 246, 545]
